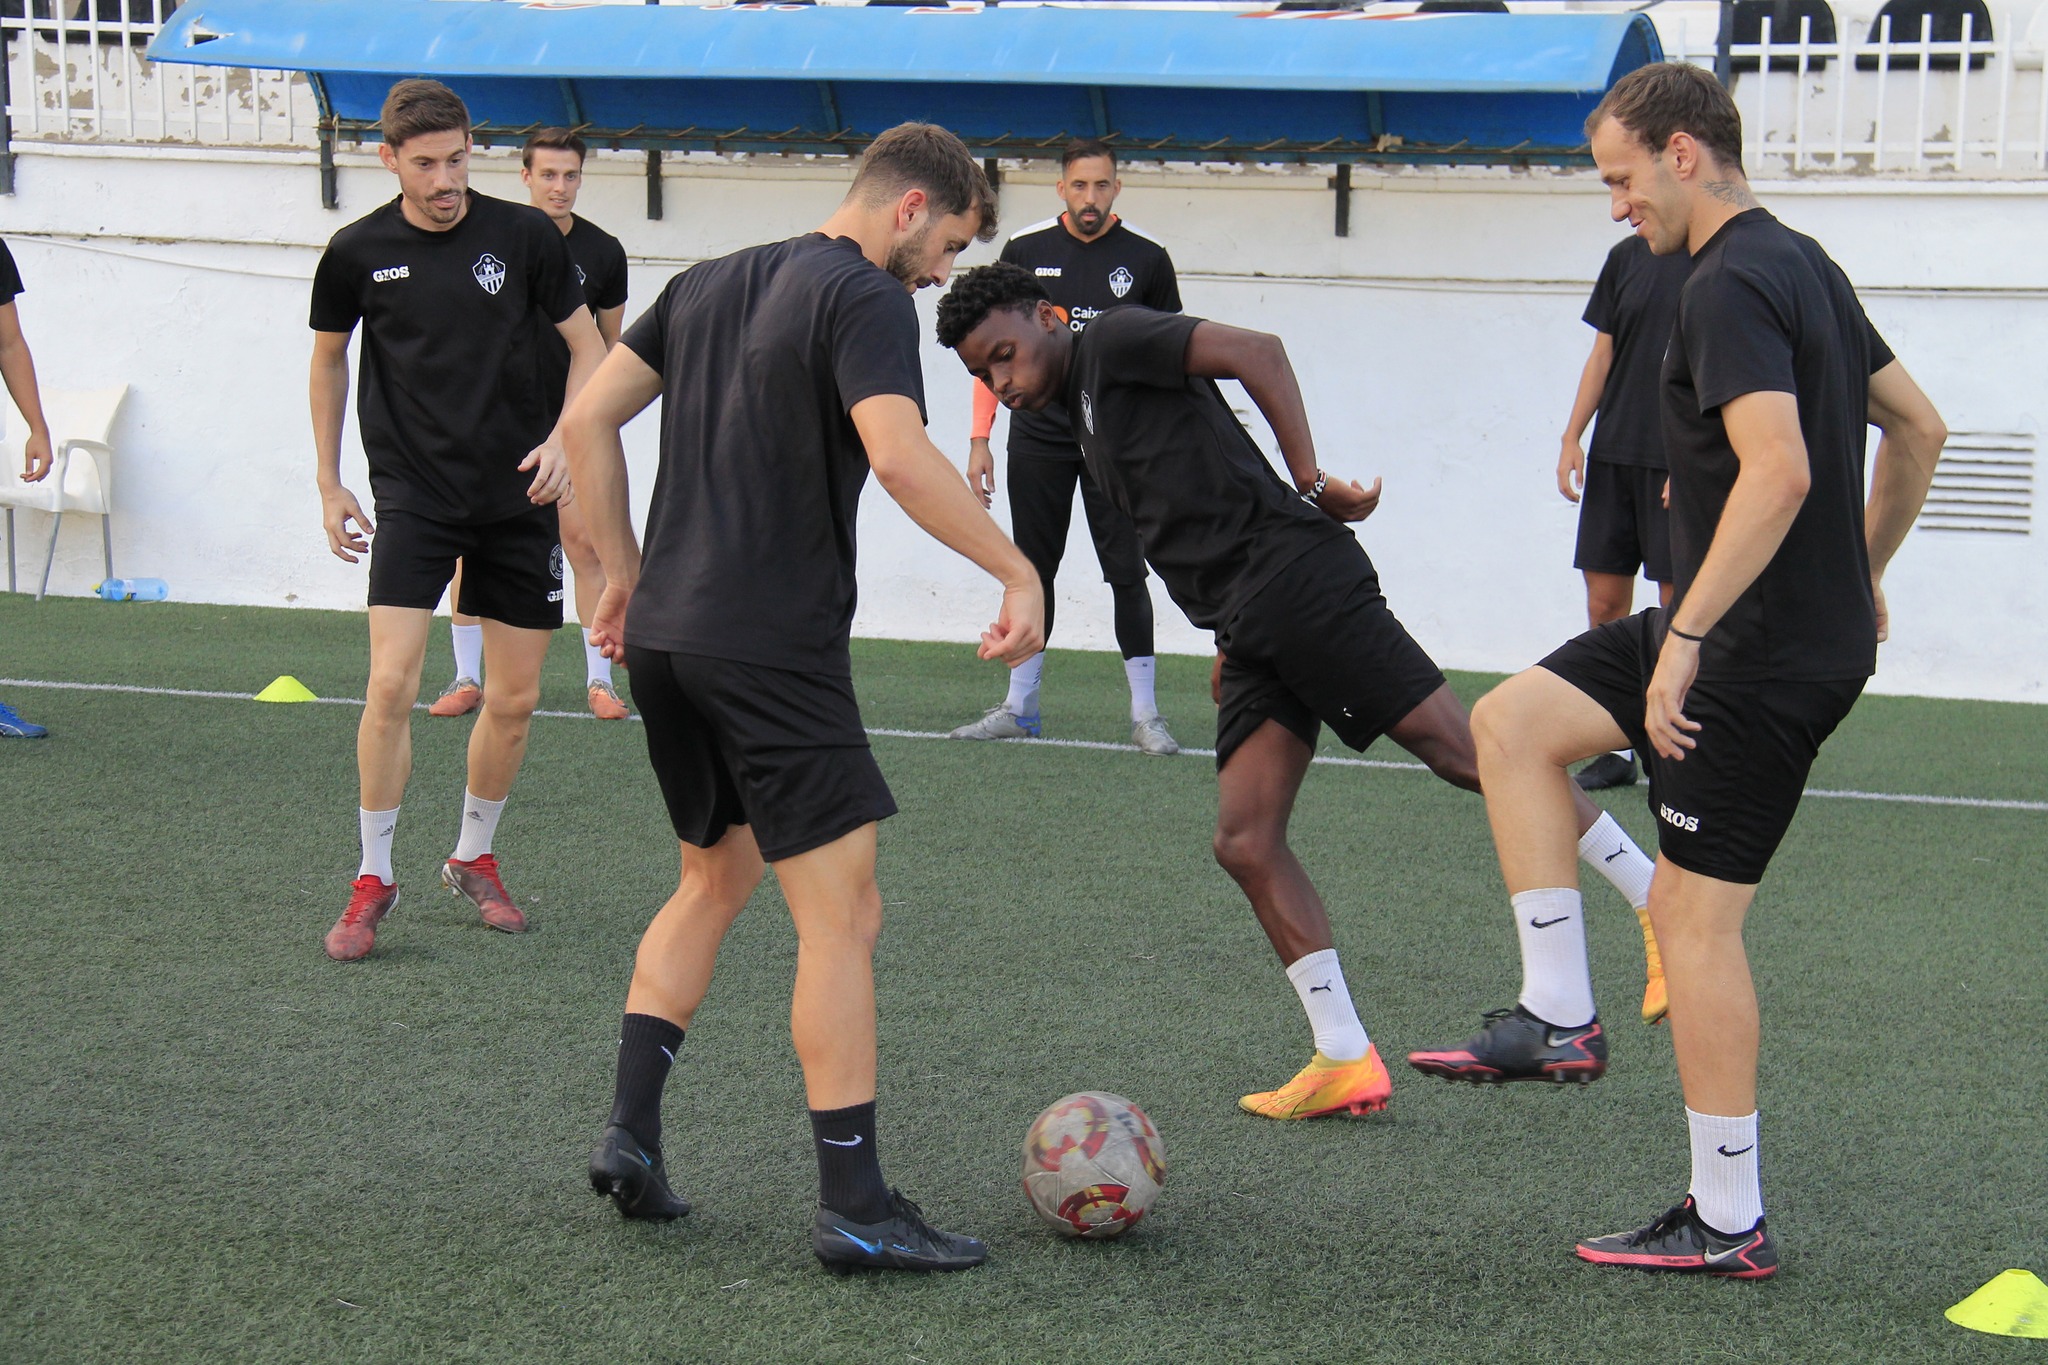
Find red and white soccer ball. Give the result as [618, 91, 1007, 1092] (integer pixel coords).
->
[1021, 1091, 1167, 1239]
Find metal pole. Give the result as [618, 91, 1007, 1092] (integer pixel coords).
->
[1333, 163, 1351, 238]
[645, 0, 663, 220]
[0, 16, 14, 197]
[1715, 0, 1735, 88]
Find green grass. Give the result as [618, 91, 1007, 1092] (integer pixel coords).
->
[2, 595, 2043, 1363]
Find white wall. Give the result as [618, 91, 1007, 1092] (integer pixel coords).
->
[1, 144, 2041, 702]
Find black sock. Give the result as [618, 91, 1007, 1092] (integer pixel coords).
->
[607, 1013, 684, 1155]
[810, 1101, 890, 1223]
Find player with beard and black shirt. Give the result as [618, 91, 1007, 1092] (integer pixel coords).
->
[1409, 63, 1944, 1278]
[434, 127, 635, 722]
[938, 263, 1661, 1123]
[1558, 234, 1690, 800]
[562, 124, 1043, 1273]
[310, 82, 606, 962]
[949, 139, 1184, 755]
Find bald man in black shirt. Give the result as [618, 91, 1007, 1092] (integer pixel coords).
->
[1411, 63, 1945, 1278]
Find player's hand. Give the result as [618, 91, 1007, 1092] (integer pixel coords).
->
[1557, 438, 1585, 503]
[588, 579, 634, 665]
[1644, 628, 1703, 761]
[1211, 650, 1226, 706]
[20, 428, 52, 483]
[1660, 476, 1671, 509]
[966, 437, 995, 510]
[1316, 475, 1382, 523]
[1872, 576, 1889, 643]
[521, 438, 573, 505]
[320, 484, 374, 563]
[979, 577, 1045, 667]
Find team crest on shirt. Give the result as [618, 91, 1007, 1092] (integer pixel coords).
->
[1081, 391, 1095, 434]
[1109, 266, 1134, 298]
[472, 253, 508, 296]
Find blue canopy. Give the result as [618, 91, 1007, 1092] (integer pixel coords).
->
[149, 1, 1662, 165]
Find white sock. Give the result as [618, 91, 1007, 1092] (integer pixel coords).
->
[1123, 655, 1159, 722]
[453, 789, 506, 862]
[1284, 948, 1370, 1061]
[451, 622, 483, 684]
[358, 805, 399, 885]
[1616, 749, 1634, 763]
[583, 630, 613, 687]
[1512, 887, 1595, 1027]
[1005, 652, 1045, 717]
[1687, 1107, 1763, 1233]
[1579, 812, 1655, 910]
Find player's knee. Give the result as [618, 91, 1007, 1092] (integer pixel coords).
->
[1426, 745, 1482, 794]
[559, 518, 601, 574]
[363, 668, 419, 719]
[1212, 820, 1280, 882]
[481, 681, 541, 721]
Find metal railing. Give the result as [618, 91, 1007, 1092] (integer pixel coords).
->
[2, 2, 315, 148]
[4, 0, 2048, 176]
[1667, 9, 2048, 175]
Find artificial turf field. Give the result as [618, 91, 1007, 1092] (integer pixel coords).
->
[2, 594, 2043, 1364]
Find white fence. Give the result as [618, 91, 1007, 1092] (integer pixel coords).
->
[6, 0, 2048, 174]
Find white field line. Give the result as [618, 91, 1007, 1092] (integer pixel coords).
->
[6, 676, 2045, 814]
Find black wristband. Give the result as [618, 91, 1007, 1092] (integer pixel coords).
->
[1301, 468, 1328, 505]
[1668, 623, 1708, 643]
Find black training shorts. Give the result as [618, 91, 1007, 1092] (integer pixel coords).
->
[367, 504, 564, 631]
[1573, 459, 1673, 583]
[1213, 537, 1447, 770]
[624, 646, 897, 863]
[1539, 609, 1864, 885]
[1007, 451, 1148, 587]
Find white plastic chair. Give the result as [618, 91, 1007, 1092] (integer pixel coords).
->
[0, 386, 129, 599]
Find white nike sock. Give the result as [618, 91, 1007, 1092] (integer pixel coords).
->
[1579, 812, 1655, 910]
[453, 790, 506, 862]
[1124, 655, 1159, 723]
[1284, 948, 1369, 1062]
[1005, 652, 1045, 718]
[1512, 887, 1595, 1027]
[583, 630, 613, 687]
[1687, 1107, 1763, 1234]
[451, 622, 483, 684]
[358, 805, 399, 885]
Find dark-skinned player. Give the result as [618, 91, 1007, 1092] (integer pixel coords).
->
[936, 263, 1664, 1117]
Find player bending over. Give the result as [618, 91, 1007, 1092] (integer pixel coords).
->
[1410, 63, 1944, 1277]
[937, 263, 1663, 1120]
[562, 125, 1043, 1273]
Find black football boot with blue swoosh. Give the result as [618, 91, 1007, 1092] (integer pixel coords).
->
[587, 1124, 691, 1221]
[813, 1190, 987, 1273]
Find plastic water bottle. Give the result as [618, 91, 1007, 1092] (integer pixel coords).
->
[95, 578, 169, 601]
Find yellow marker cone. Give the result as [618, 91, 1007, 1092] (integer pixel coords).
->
[254, 675, 318, 704]
[1947, 1269, 2048, 1338]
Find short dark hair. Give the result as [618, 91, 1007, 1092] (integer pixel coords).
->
[523, 128, 588, 168]
[1061, 138, 1117, 175]
[936, 262, 1049, 350]
[849, 123, 999, 242]
[380, 79, 470, 150]
[1586, 62, 1744, 173]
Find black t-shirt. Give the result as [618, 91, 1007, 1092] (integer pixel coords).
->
[1663, 208, 1895, 684]
[533, 214, 629, 422]
[619, 233, 925, 676]
[1065, 306, 1350, 632]
[1583, 234, 1691, 469]
[309, 191, 586, 524]
[0, 239, 23, 305]
[999, 217, 1181, 457]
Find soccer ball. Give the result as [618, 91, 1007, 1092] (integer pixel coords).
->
[1021, 1092, 1166, 1239]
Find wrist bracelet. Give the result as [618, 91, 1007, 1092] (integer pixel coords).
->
[1301, 468, 1328, 505]
[1668, 623, 1708, 643]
